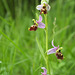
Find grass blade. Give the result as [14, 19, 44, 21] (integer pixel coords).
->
[36, 37, 46, 62]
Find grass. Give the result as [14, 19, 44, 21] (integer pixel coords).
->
[0, 0, 75, 75]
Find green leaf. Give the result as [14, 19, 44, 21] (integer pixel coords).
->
[36, 37, 46, 62]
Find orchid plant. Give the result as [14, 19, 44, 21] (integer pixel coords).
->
[28, 0, 64, 74]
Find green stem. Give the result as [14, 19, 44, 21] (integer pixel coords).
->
[44, 14, 50, 74]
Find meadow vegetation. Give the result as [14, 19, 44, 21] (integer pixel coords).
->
[0, 0, 75, 75]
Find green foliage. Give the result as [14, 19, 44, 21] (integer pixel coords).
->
[0, 0, 75, 75]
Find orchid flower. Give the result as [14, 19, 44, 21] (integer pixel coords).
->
[47, 40, 64, 60]
[41, 67, 47, 75]
[47, 40, 59, 55]
[36, 2, 51, 14]
[29, 15, 45, 31]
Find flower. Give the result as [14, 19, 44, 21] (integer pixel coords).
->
[41, 67, 47, 75]
[47, 40, 59, 55]
[36, 2, 50, 14]
[28, 15, 45, 31]
[47, 40, 64, 60]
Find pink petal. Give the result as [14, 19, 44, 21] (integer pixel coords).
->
[38, 22, 45, 28]
[41, 67, 47, 74]
[52, 40, 56, 47]
[36, 5, 43, 10]
[38, 15, 42, 22]
[46, 5, 50, 11]
[41, 73, 47, 75]
[47, 48, 57, 55]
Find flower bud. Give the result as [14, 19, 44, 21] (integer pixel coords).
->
[41, 0, 49, 4]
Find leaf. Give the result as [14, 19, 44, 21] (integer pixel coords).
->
[36, 37, 46, 62]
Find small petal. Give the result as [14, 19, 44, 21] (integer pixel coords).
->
[41, 67, 45, 69]
[36, 5, 43, 10]
[38, 15, 42, 22]
[46, 5, 51, 11]
[38, 22, 45, 28]
[47, 48, 57, 55]
[52, 40, 56, 47]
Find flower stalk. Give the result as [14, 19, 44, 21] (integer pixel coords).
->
[44, 14, 50, 74]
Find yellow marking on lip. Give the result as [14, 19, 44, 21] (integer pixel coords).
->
[61, 54, 63, 56]
[42, 12, 44, 14]
[56, 47, 63, 53]
[56, 50, 59, 53]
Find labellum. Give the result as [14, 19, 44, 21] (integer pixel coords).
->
[28, 24, 38, 31]
[56, 50, 64, 60]
[40, 5, 47, 14]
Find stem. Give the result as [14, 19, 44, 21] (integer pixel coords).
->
[44, 14, 50, 74]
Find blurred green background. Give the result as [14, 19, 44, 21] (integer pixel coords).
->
[0, 0, 75, 75]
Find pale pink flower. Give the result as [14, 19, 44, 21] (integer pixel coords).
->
[41, 67, 47, 75]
